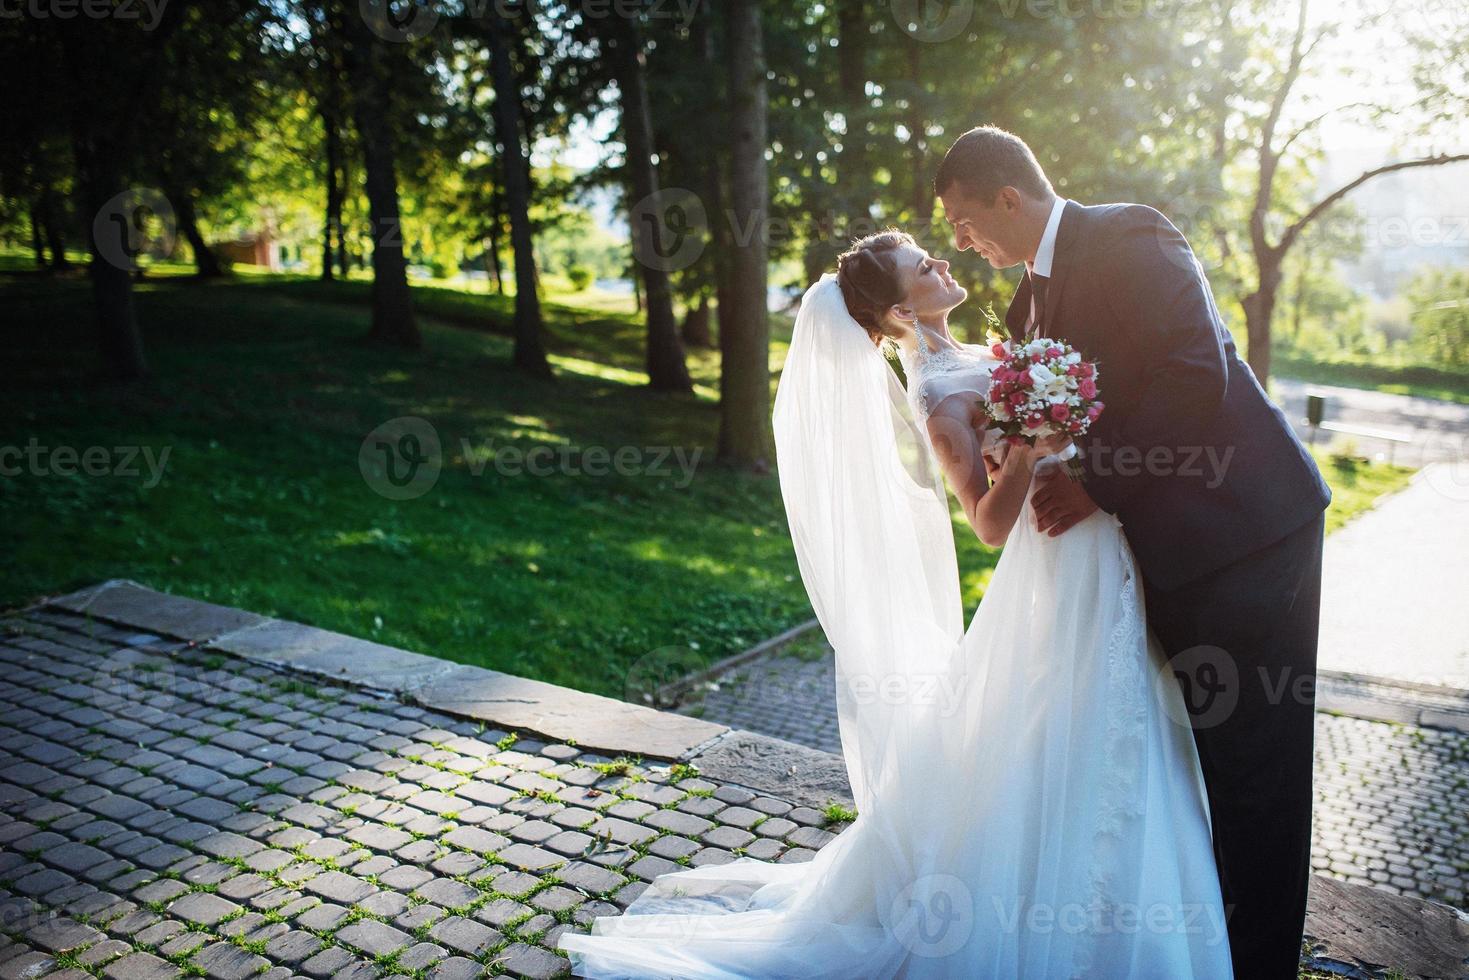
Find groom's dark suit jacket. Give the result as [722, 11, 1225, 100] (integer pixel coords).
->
[1007, 200, 1331, 590]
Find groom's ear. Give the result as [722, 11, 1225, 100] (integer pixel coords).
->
[997, 187, 1024, 213]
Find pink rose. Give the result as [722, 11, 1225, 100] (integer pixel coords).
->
[1016, 369, 1033, 385]
[991, 342, 1008, 358]
[1079, 362, 1095, 378]
[1046, 346, 1063, 358]
[1009, 391, 1027, 407]
[1066, 365, 1080, 376]
[1049, 404, 1069, 422]
[1087, 401, 1105, 418]
[1078, 378, 1097, 399]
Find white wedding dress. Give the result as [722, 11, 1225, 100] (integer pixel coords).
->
[559, 276, 1234, 979]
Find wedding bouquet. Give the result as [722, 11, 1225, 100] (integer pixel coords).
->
[979, 330, 1104, 480]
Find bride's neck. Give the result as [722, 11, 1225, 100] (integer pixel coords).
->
[897, 314, 956, 356]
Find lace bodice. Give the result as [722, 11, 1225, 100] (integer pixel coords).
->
[897, 335, 1005, 457]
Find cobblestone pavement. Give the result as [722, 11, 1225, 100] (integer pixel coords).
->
[680, 643, 1469, 911]
[0, 610, 841, 980]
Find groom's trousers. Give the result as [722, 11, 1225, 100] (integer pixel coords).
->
[1142, 509, 1326, 980]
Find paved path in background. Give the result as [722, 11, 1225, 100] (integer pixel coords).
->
[1317, 463, 1469, 689]
[681, 644, 1469, 911]
[0, 611, 840, 980]
[1273, 377, 1469, 466]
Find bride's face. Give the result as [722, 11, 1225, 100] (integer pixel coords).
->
[890, 243, 968, 322]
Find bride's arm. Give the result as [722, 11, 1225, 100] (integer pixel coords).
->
[924, 396, 1061, 547]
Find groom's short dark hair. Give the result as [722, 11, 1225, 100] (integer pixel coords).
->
[934, 126, 1053, 202]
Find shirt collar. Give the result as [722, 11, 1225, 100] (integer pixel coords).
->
[1028, 196, 1066, 279]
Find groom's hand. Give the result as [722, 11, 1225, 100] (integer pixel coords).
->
[1031, 469, 1099, 536]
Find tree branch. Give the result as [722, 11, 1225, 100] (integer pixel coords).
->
[1278, 152, 1469, 255]
[1275, 101, 1376, 157]
[1261, 0, 1311, 164]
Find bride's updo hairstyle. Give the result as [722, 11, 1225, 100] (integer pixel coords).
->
[836, 229, 915, 347]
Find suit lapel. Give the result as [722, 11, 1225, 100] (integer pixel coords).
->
[1004, 272, 1031, 342]
[1038, 199, 1083, 340]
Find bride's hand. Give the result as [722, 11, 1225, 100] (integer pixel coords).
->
[1027, 433, 1072, 461]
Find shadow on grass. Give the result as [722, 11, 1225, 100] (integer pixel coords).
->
[0, 270, 818, 698]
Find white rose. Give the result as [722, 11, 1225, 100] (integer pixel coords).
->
[1065, 351, 1082, 364]
[1028, 362, 1056, 385]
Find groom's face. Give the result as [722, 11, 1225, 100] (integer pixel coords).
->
[940, 186, 1026, 269]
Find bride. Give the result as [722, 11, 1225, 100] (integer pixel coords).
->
[558, 231, 1234, 978]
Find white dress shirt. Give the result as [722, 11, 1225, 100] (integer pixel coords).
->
[1028, 196, 1066, 278]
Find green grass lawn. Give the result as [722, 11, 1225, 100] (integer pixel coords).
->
[0, 267, 804, 698]
[0, 263, 1415, 698]
[1273, 350, 1469, 405]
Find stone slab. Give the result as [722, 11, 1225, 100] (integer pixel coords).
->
[45, 580, 267, 643]
[204, 619, 462, 696]
[686, 730, 854, 811]
[1304, 874, 1469, 979]
[411, 664, 727, 760]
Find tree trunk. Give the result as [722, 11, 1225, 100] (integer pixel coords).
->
[486, 13, 552, 378]
[336, 154, 349, 275]
[716, 0, 773, 471]
[1241, 285, 1276, 385]
[39, 181, 70, 270]
[343, 42, 419, 349]
[608, 17, 692, 393]
[29, 203, 46, 266]
[907, 43, 928, 221]
[80, 160, 147, 381]
[322, 104, 341, 281]
[357, 121, 418, 346]
[173, 190, 223, 278]
[487, 189, 506, 295]
[680, 297, 713, 348]
[836, 0, 870, 221]
[482, 237, 503, 294]
[692, 12, 731, 353]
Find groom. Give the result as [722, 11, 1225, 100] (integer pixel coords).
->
[935, 126, 1331, 978]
